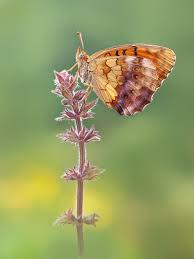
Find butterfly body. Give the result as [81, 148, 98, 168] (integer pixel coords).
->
[75, 36, 176, 116]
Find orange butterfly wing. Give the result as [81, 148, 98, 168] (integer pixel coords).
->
[88, 44, 176, 115]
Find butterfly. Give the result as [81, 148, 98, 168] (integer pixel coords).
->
[68, 32, 176, 116]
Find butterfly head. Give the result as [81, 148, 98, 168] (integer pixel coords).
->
[76, 47, 89, 63]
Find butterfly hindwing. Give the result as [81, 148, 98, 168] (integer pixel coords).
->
[89, 44, 176, 116]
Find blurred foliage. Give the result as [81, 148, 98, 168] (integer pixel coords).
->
[0, 0, 194, 258]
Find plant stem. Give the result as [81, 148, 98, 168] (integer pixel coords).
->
[75, 115, 86, 256]
[76, 221, 84, 257]
[76, 180, 84, 256]
[54, 71, 101, 257]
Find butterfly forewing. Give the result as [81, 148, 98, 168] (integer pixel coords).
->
[88, 44, 176, 116]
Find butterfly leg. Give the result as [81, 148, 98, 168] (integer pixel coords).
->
[67, 63, 78, 72]
[84, 85, 92, 102]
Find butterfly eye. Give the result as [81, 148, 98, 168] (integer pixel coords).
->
[78, 52, 88, 62]
[79, 53, 84, 59]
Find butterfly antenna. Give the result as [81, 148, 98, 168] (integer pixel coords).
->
[76, 32, 84, 50]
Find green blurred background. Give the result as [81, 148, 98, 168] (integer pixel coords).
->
[0, 0, 194, 258]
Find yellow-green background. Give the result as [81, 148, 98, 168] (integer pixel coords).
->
[0, 0, 194, 258]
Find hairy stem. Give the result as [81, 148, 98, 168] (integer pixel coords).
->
[54, 71, 101, 257]
[75, 115, 86, 256]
